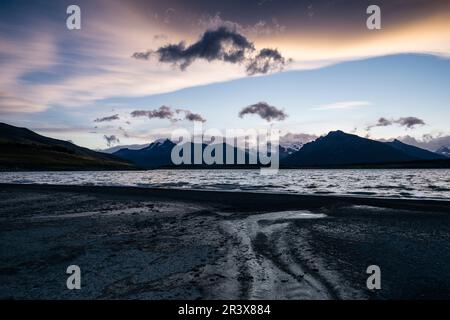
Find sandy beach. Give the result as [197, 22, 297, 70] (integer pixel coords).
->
[1, 184, 450, 300]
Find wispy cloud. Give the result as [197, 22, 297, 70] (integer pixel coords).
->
[197, 12, 286, 38]
[396, 117, 426, 129]
[131, 106, 174, 121]
[94, 114, 120, 123]
[103, 135, 120, 147]
[366, 116, 426, 131]
[131, 106, 206, 123]
[1, 0, 449, 125]
[312, 101, 371, 111]
[0, 95, 46, 114]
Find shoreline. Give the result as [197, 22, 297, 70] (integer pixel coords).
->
[1, 183, 449, 213]
[1, 185, 450, 299]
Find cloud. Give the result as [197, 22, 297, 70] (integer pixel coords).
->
[31, 126, 95, 135]
[131, 51, 152, 60]
[248, 19, 286, 36]
[0, 31, 57, 114]
[103, 135, 120, 147]
[163, 8, 175, 24]
[395, 117, 426, 129]
[367, 116, 426, 131]
[366, 117, 392, 130]
[185, 112, 206, 123]
[0, 95, 46, 114]
[197, 13, 285, 37]
[131, 106, 206, 123]
[2, 0, 450, 119]
[381, 133, 450, 152]
[118, 126, 130, 138]
[133, 26, 289, 75]
[312, 100, 371, 110]
[280, 132, 318, 145]
[246, 48, 287, 75]
[239, 102, 288, 122]
[154, 26, 253, 70]
[131, 106, 174, 120]
[176, 109, 207, 123]
[94, 114, 120, 123]
[153, 34, 168, 41]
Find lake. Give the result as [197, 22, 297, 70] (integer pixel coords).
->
[1, 169, 449, 200]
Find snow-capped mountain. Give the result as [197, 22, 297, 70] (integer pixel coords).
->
[278, 142, 305, 159]
[436, 146, 450, 157]
[100, 143, 149, 154]
[99, 138, 172, 154]
[110, 131, 448, 168]
[113, 139, 176, 168]
[283, 130, 446, 167]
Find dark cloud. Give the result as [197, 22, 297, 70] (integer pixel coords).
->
[133, 26, 289, 75]
[118, 126, 130, 138]
[239, 102, 287, 122]
[94, 114, 120, 123]
[155, 26, 253, 70]
[131, 106, 206, 123]
[396, 117, 426, 129]
[246, 48, 287, 75]
[184, 112, 206, 122]
[103, 135, 120, 147]
[367, 116, 426, 131]
[131, 106, 174, 120]
[132, 51, 152, 60]
[366, 117, 392, 130]
[377, 117, 393, 126]
[175, 108, 207, 122]
[179, 110, 206, 123]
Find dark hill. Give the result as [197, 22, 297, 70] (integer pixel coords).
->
[284, 131, 418, 167]
[0, 123, 134, 171]
[113, 140, 255, 169]
[385, 139, 446, 160]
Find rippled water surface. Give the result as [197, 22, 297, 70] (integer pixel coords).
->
[0, 169, 449, 199]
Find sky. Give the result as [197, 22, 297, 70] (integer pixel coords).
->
[0, 0, 449, 150]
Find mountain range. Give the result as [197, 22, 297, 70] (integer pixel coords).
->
[0, 122, 448, 170]
[111, 129, 447, 168]
[282, 131, 446, 167]
[113, 139, 175, 168]
[113, 140, 258, 169]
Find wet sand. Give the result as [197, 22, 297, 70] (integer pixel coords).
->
[1, 184, 450, 299]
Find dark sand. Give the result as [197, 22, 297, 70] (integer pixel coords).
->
[1, 184, 450, 300]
